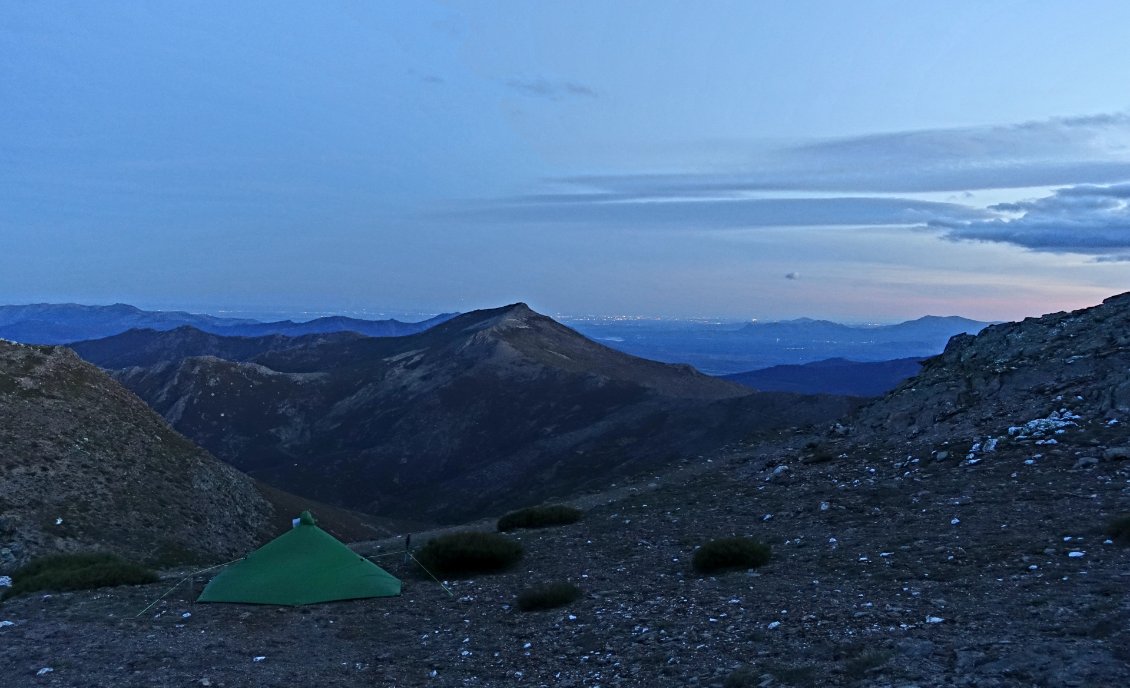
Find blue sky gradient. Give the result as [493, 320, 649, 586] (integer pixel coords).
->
[3, 1, 1130, 320]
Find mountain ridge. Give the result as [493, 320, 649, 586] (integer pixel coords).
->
[73, 303, 853, 522]
[0, 303, 456, 344]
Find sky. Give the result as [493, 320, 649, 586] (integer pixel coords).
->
[3, 1, 1130, 322]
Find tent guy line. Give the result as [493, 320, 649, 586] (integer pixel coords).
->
[135, 556, 247, 618]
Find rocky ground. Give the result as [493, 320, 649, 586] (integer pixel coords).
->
[2, 411, 1128, 687]
[0, 341, 274, 571]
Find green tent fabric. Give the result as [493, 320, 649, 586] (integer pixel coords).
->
[197, 511, 401, 605]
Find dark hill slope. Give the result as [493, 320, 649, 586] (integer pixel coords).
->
[0, 341, 275, 571]
[852, 291, 1130, 446]
[209, 312, 456, 338]
[724, 356, 924, 396]
[71, 326, 364, 369]
[90, 304, 854, 521]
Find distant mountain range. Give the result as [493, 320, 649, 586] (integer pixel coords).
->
[567, 314, 991, 374]
[72, 304, 857, 522]
[724, 357, 925, 397]
[0, 303, 456, 344]
[0, 303, 990, 377]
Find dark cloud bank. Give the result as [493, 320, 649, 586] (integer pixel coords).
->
[935, 183, 1130, 258]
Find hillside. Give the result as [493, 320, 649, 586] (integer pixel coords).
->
[71, 326, 365, 370]
[2, 295, 1128, 686]
[851, 291, 1130, 446]
[76, 304, 856, 522]
[724, 357, 924, 396]
[0, 340, 275, 571]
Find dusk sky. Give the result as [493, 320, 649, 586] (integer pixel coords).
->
[4, 1, 1130, 322]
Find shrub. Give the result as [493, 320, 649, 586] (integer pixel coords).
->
[692, 537, 771, 574]
[497, 504, 583, 532]
[1106, 514, 1130, 543]
[516, 581, 582, 612]
[414, 531, 522, 577]
[4, 552, 157, 599]
[803, 441, 836, 464]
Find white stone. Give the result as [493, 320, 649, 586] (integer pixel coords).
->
[925, 616, 944, 624]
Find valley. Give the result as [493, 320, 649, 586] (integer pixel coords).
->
[1, 294, 1128, 686]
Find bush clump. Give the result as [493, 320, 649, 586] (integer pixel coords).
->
[692, 537, 771, 574]
[497, 504, 583, 532]
[1106, 514, 1130, 543]
[4, 552, 157, 599]
[414, 531, 523, 577]
[516, 581, 582, 612]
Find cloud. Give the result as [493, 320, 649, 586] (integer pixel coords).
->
[559, 112, 1130, 195]
[933, 183, 1130, 256]
[450, 195, 991, 229]
[505, 78, 597, 100]
[785, 272, 800, 280]
[446, 112, 1130, 262]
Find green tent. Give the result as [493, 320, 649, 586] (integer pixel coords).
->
[197, 511, 401, 605]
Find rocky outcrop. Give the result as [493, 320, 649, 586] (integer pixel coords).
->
[852, 292, 1130, 446]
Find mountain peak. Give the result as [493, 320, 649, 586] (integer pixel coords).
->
[454, 302, 544, 335]
[497, 302, 536, 320]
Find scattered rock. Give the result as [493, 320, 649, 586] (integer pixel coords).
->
[1073, 456, 1099, 470]
[1101, 447, 1130, 461]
